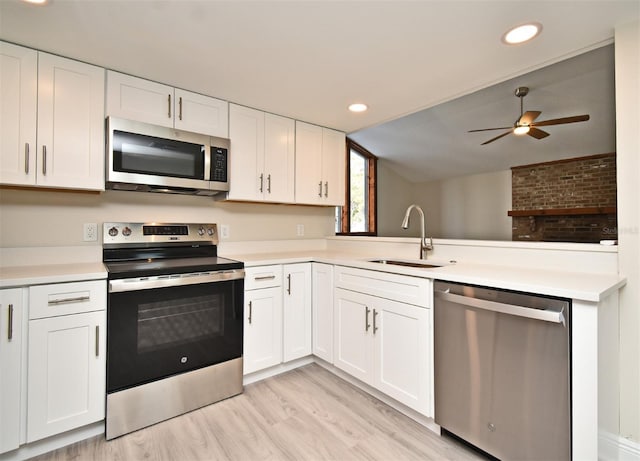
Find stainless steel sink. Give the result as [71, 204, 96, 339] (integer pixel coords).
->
[368, 259, 444, 269]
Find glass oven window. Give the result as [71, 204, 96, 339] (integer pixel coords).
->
[137, 294, 224, 353]
[113, 130, 205, 179]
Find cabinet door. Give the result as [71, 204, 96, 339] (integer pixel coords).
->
[228, 104, 264, 201]
[283, 263, 312, 362]
[294, 121, 323, 205]
[106, 71, 174, 128]
[373, 299, 430, 415]
[0, 42, 37, 186]
[0, 289, 24, 454]
[333, 288, 373, 384]
[174, 89, 228, 137]
[27, 310, 106, 443]
[37, 53, 105, 190]
[312, 263, 334, 363]
[264, 113, 295, 203]
[321, 128, 346, 206]
[243, 287, 282, 375]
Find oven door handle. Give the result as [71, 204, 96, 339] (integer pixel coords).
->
[109, 270, 245, 293]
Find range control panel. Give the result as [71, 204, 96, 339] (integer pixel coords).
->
[103, 222, 218, 245]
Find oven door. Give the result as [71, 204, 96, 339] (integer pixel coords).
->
[107, 271, 243, 393]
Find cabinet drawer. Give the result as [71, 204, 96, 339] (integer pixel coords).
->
[29, 280, 106, 319]
[334, 266, 431, 308]
[244, 265, 282, 290]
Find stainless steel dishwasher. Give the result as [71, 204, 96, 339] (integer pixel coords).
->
[434, 281, 571, 461]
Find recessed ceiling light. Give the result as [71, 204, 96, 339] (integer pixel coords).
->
[502, 23, 542, 45]
[21, 0, 49, 4]
[348, 103, 368, 113]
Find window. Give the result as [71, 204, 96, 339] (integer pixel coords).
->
[337, 139, 377, 235]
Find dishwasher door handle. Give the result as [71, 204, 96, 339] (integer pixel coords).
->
[434, 290, 565, 325]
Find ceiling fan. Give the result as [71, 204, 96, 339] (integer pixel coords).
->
[468, 86, 590, 145]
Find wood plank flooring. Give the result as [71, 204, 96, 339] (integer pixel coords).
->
[30, 364, 486, 461]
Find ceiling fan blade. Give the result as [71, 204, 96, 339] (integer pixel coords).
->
[532, 114, 590, 127]
[518, 110, 541, 125]
[481, 129, 513, 145]
[468, 126, 512, 133]
[527, 127, 550, 139]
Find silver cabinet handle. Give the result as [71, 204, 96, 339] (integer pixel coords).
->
[95, 325, 99, 356]
[259, 173, 264, 193]
[25, 143, 30, 174]
[286, 274, 291, 295]
[42, 145, 47, 175]
[178, 96, 183, 120]
[267, 174, 271, 194]
[248, 301, 253, 324]
[47, 295, 90, 305]
[324, 181, 328, 198]
[373, 309, 379, 334]
[318, 181, 323, 197]
[254, 275, 276, 281]
[7, 304, 14, 341]
[365, 306, 371, 332]
[168, 94, 172, 118]
[434, 290, 566, 324]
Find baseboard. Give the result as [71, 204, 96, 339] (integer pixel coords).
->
[0, 421, 104, 461]
[600, 430, 640, 461]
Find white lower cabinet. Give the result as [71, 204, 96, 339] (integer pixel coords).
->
[0, 288, 24, 454]
[26, 281, 106, 443]
[243, 266, 283, 375]
[312, 263, 334, 363]
[283, 263, 312, 362]
[334, 267, 432, 416]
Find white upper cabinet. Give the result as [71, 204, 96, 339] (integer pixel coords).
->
[228, 104, 294, 203]
[106, 71, 228, 137]
[0, 43, 104, 190]
[0, 42, 37, 186]
[36, 53, 105, 190]
[294, 121, 345, 206]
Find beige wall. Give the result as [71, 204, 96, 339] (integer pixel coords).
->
[0, 189, 336, 248]
[378, 163, 511, 241]
[615, 19, 640, 444]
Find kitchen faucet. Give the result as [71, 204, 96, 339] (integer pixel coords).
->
[401, 204, 433, 260]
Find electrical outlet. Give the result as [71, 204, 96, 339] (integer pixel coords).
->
[296, 224, 305, 237]
[220, 224, 230, 239]
[83, 223, 98, 242]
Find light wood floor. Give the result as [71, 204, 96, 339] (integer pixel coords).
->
[31, 364, 486, 461]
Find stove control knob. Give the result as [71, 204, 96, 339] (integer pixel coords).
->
[198, 227, 205, 236]
[108, 227, 119, 237]
[207, 228, 215, 236]
[122, 227, 132, 237]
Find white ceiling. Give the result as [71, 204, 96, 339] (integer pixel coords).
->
[0, 0, 637, 181]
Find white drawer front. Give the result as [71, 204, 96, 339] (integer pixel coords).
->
[334, 266, 430, 308]
[244, 265, 282, 290]
[29, 280, 107, 319]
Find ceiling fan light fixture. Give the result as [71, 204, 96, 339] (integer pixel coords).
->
[502, 23, 542, 45]
[348, 103, 368, 113]
[514, 125, 531, 135]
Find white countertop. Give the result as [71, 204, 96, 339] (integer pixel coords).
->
[0, 262, 107, 288]
[0, 249, 624, 302]
[226, 250, 625, 302]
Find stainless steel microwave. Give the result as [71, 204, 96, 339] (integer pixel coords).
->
[106, 116, 230, 196]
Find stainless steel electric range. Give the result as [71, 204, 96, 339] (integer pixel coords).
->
[102, 222, 244, 440]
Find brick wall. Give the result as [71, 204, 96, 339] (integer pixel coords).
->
[511, 153, 617, 242]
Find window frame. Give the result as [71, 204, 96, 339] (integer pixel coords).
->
[337, 139, 377, 236]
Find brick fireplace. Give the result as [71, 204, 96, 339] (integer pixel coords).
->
[510, 153, 617, 243]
